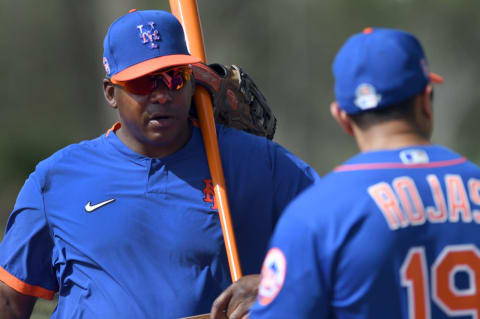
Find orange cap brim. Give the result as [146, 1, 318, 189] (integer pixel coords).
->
[111, 54, 201, 81]
[430, 72, 444, 84]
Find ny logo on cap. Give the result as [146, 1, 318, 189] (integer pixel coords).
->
[137, 22, 161, 48]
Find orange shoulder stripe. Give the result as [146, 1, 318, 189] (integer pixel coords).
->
[0, 266, 56, 300]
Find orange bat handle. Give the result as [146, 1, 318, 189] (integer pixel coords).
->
[169, 0, 243, 282]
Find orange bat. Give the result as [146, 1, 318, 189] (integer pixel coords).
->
[168, 0, 243, 283]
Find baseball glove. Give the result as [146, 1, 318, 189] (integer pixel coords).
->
[191, 63, 277, 140]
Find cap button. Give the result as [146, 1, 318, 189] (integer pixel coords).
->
[128, 9, 137, 13]
[363, 27, 374, 34]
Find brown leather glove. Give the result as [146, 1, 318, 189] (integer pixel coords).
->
[192, 63, 277, 140]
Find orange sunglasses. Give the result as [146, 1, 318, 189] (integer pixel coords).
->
[111, 65, 193, 95]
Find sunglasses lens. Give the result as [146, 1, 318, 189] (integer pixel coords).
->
[157, 67, 191, 90]
[122, 77, 155, 95]
[170, 71, 186, 90]
[114, 66, 192, 95]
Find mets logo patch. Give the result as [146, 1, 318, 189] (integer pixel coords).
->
[202, 179, 218, 211]
[103, 57, 110, 75]
[258, 247, 287, 306]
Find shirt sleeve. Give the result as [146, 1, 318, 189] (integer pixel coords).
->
[0, 170, 57, 299]
[249, 196, 329, 319]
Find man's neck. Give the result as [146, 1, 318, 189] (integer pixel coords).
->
[353, 121, 431, 152]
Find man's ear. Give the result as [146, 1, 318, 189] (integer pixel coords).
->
[330, 101, 354, 136]
[103, 79, 117, 109]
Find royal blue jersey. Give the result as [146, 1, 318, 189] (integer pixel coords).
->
[250, 145, 480, 319]
[0, 124, 319, 318]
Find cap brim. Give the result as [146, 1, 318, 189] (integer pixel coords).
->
[111, 54, 201, 81]
[430, 72, 444, 84]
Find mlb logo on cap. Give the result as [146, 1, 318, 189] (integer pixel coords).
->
[354, 83, 382, 110]
[332, 27, 443, 115]
[102, 9, 200, 81]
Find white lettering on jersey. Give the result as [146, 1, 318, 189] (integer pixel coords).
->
[369, 175, 480, 230]
[469, 178, 480, 223]
[446, 175, 472, 223]
[393, 177, 426, 226]
[368, 182, 407, 230]
[426, 175, 448, 223]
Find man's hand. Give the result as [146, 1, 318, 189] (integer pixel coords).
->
[210, 274, 261, 319]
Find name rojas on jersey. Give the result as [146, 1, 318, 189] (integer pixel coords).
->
[369, 174, 480, 230]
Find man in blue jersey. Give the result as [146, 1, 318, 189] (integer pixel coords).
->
[250, 28, 480, 318]
[0, 9, 318, 319]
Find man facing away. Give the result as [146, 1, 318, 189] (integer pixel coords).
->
[0, 9, 319, 319]
[249, 27, 480, 318]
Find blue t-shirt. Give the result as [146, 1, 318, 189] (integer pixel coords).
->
[250, 145, 480, 319]
[0, 124, 319, 318]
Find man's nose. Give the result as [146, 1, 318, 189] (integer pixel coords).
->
[149, 86, 172, 104]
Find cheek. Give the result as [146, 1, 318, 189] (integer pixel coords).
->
[182, 92, 194, 107]
[178, 98, 193, 119]
[117, 95, 146, 121]
[176, 86, 194, 115]
[121, 92, 145, 106]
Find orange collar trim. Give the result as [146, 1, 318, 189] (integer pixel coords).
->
[106, 122, 122, 137]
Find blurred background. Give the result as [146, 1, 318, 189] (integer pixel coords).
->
[2, 0, 479, 317]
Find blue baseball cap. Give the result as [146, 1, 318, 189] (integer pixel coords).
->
[332, 27, 443, 115]
[103, 9, 201, 81]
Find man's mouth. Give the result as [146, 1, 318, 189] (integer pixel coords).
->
[147, 114, 174, 126]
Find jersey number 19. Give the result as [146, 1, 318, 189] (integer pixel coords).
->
[400, 245, 480, 319]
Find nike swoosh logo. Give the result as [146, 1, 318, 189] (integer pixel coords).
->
[85, 199, 115, 213]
